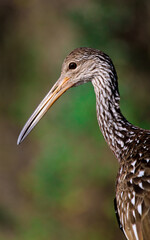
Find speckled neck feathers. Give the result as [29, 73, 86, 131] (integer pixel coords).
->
[91, 55, 132, 162]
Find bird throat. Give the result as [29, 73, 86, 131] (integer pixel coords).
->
[92, 77, 131, 162]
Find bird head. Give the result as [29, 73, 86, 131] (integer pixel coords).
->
[60, 47, 100, 86]
[17, 47, 116, 144]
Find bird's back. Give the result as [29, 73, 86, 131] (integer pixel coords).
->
[116, 129, 150, 240]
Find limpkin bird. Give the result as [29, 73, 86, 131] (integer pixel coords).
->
[17, 47, 150, 240]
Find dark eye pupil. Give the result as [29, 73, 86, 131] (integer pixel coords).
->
[69, 62, 77, 69]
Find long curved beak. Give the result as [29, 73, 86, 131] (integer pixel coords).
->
[17, 76, 73, 145]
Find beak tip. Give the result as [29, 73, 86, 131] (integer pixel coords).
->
[17, 135, 22, 145]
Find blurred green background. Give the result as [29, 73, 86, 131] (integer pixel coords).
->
[1, 0, 150, 239]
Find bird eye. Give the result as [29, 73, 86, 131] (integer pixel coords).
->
[69, 62, 77, 69]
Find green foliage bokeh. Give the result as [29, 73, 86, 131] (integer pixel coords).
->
[0, 1, 150, 240]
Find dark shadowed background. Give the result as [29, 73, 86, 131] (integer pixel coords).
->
[0, 0, 150, 239]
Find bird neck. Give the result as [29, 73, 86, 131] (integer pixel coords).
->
[92, 76, 133, 162]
